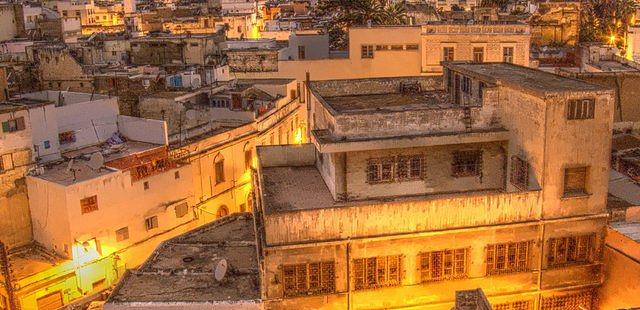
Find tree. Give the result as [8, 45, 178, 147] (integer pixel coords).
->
[580, 0, 635, 52]
[317, 0, 408, 49]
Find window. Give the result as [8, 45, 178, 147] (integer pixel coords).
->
[216, 205, 229, 218]
[547, 234, 594, 267]
[80, 195, 98, 214]
[478, 81, 485, 100]
[541, 290, 595, 310]
[175, 202, 188, 218]
[452, 150, 482, 177]
[116, 227, 129, 241]
[245, 149, 252, 170]
[366, 157, 394, 183]
[443, 47, 454, 61]
[361, 45, 374, 58]
[375, 45, 388, 51]
[239, 203, 246, 212]
[510, 156, 529, 190]
[190, 42, 198, 47]
[564, 167, 588, 196]
[461, 76, 472, 95]
[397, 155, 423, 181]
[352, 255, 402, 290]
[494, 300, 533, 310]
[58, 131, 76, 144]
[174, 171, 180, 179]
[283, 262, 335, 297]
[44, 140, 51, 149]
[2, 117, 25, 133]
[406, 44, 419, 50]
[419, 248, 468, 282]
[503, 47, 514, 63]
[214, 155, 225, 184]
[143, 181, 150, 190]
[486, 241, 531, 275]
[145, 216, 158, 230]
[567, 99, 595, 120]
[390, 45, 403, 51]
[297, 45, 305, 59]
[473, 47, 484, 63]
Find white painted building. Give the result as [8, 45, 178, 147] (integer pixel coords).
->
[21, 91, 196, 265]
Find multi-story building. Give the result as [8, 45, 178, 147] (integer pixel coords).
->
[235, 23, 531, 81]
[424, 0, 479, 11]
[250, 62, 614, 309]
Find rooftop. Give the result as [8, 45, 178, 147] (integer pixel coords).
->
[36, 141, 163, 186]
[0, 98, 53, 113]
[107, 214, 260, 305]
[8, 243, 67, 280]
[323, 91, 452, 114]
[610, 221, 640, 243]
[261, 165, 335, 214]
[445, 62, 608, 95]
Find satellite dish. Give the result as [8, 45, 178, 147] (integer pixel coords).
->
[213, 258, 228, 282]
[87, 152, 105, 170]
[66, 159, 75, 173]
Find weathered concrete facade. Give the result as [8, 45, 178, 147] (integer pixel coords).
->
[254, 63, 614, 309]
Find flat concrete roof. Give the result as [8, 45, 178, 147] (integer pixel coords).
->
[107, 214, 260, 304]
[8, 243, 67, 280]
[323, 91, 452, 114]
[261, 166, 335, 214]
[445, 62, 609, 95]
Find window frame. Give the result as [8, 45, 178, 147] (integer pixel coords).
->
[486, 241, 532, 276]
[547, 234, 595, 267]
[567, 99, 595, 120]
[2, 117, 26, 133]
[443, 46, 455, 62]
[503, 46, 514, 63]
[282, 261, 336, 298]
[510, 156, 529, 190]
[452, 150, 483, 178]
[145, 215, 158, 231]
[80, 195, 98, 214]
[115, 227, 129, 242]
[352, 255, 402, 290]
[214, 154, 225, 184]
[419, 248, 469, 282]
[563, 166, 588, 197]
[473, 47, 484, 63]
[361, 45, 374, 59]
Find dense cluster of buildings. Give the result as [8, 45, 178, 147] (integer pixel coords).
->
[0, 0, 640, 309]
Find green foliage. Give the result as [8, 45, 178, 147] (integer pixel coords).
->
[317, 0, 408, 50]
[580, 0, 635, 52]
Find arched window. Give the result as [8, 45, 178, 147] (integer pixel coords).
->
[243, 142, 253, 171]
[216, 205, 229, 219]
[214, 153, 225, 184]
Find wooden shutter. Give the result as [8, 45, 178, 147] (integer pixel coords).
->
[36, 291, 63, 310]
[565, 167, 587, 193]
[16, 117, 25, 131]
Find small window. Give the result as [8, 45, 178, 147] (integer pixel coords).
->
[564, 167, 588, 197]
[143, 181, 150, 190]
[2, 117, 26, 133]
[406, 44, 419, 50]
[366, 157, 394, 183]
[244, 149, 252, 170]
[44, 140, 51, 149]
[216, 205, 229, 218]
[116, 227, 129, 241]
[80, 195, 98, 214]
[503, 47, 514, 63]
[452, 150, 482, 177]
[239, 203, 246, 212]
[214, 155, 225, 184]
[58, 131, 76, 145]
[473, 47, 484, 63]
[461, 76, 472, 95]
[397, 155, 423, 181]
[510, 156, 529, 190]
[145, 216, 158, 231]
[174, 171, 180, 179]
[390, 45, 403, 51]
[567, 99, 595, 120]
[175, 202, 188, 218]
[297, 45, 305, 59]
[361, 45, 374, 59]
[443, 47, 455, 62]
[375, 45, 388, 51]
[190, 42, 198, 47]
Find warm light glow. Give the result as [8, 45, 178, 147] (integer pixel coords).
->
[610, 34, 617, 45]
[294, 127, 304, 145]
